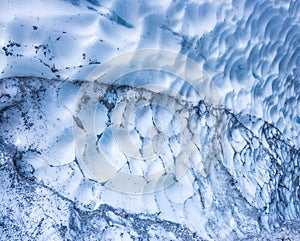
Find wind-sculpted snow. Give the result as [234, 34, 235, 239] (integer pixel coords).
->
[1, 0, 300, 240]
[0, 0, 299, 147]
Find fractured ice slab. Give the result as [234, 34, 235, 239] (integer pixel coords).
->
[0, 76, 299, 240]
[1, 0, 300, 240]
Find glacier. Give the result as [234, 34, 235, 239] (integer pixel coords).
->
[0, 0, 300, 240]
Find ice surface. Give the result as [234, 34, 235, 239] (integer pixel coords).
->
[1, 0, 300, 240]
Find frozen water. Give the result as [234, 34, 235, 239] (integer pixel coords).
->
[0, 0, 300, 240]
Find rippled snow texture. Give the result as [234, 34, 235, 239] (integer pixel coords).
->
[1, 0, 300, 240]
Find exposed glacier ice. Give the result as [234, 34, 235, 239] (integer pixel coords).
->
[1, 0, 300, 240]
